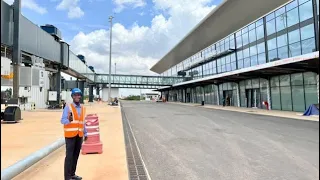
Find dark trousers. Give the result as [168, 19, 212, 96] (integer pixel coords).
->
[64, 135, 83, 180]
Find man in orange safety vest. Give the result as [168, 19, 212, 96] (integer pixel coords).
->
[60, 88, 87, 180]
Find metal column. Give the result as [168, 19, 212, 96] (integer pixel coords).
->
[78, 81, 85, 104]
[55, 69, 61, 104]
[12, 0, 21, 99]
[89, 85, 94, 102]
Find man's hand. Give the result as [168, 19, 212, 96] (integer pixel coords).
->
[68, 113, 73, 122]
[84, 136, 88, 141]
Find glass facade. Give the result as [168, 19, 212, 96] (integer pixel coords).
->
[161, 0, 319, 112]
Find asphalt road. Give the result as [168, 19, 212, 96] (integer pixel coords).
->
[121, 101, 319, 180]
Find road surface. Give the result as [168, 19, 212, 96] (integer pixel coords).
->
[121, 101, 319, 180]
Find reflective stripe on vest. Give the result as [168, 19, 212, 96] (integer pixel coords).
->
[64, 103, 86, 138]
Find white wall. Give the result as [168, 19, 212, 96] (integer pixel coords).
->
[101, 88, 119, 101]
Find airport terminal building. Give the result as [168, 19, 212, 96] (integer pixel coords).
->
[151, 0, 319, 112]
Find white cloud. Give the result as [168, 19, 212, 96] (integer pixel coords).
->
[113, 0, 146, 13]
[69, 0, 216, 77]
[3, 0, 47, 14]
[56, 0, 84, 19]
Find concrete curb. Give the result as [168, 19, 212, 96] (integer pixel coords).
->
[1, 138, 65, 180]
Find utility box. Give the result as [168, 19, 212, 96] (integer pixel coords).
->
[3, 106, 22, 122]
[48, 91, 57, 101]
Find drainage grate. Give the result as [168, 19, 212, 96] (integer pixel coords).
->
[121, 105, 150, 180]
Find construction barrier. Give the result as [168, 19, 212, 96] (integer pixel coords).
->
[1, 138, 65, 180]
[82, 114, 103, 155]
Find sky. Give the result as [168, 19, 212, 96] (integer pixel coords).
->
[3, 0, 221, 96]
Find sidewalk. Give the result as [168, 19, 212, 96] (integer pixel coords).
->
[1, 110, 64, 170]
[8, 103, 128, 180]
[169, 102, 319, 122]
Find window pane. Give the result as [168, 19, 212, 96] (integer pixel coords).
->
[287, 8, 299, 27]
[291, 73, 303, 85]
[278, 46, 289, 59]
[268, 38, 277, 50]
[242, 27, 248, 34]
[301, 38, 316, 54]
[242, 33, 249, 46]
[236, 36, 242, 48]
[280, 86, 293, 111]
[292, 86, 306, 112]
[303, 72, 317, 85]
[266, 12, 275, 21]
[231, 62, 237, 70]
[257, 42, 266, 53]
[268, 49, 278, 61]
[299, 1, 314, 22]
[286, 0, 298, 11]
[243, 48, 250, 58]
[271, 87, 281, 110]
[277, 34, 288, 47]
[280, 75, 290, 86]
[256, 25, 265, 40]
[256, 19, 263, 26]
[244, 58, 250, 68]
[250, 45, 257, 55]
[237, 50, 243, 59]
[276, 14, 287, 31]
[289, 42, 302, 57]
[267, 19, 276, 35]
[230, 53, 236, 62]
[249, 29, 256, 43]
[271, 76, 280, 87]
[288, 29, 301, 44]
[275, 6, 286, 17]
[305, 85, 318, 107]
[299, 0, 310, 5]
[230, 40, 235, 49]
[251, 55, 258, 66]
[226, 55, 231, 63]
[258, 53, 266, 64]
[300, 24, 315, 40]
[238, 60, 244, 69]
[249, 23, 255, 30]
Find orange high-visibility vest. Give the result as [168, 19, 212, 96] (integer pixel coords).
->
[64, 103, 86, 138]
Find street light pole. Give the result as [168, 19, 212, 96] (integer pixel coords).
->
[108, 16, 114, 104]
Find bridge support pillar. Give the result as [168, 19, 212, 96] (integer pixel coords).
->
[88, 85, 94, 102]
[78, 80, 85, 104]
[49, 69, 61, 105]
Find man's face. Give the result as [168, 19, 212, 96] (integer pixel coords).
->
[72, 93, 81, 103]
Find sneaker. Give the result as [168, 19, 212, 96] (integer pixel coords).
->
[71, 175, 82, 180]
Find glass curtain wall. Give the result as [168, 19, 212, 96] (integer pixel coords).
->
[204, 84, 219, 105]
[218, 82, 238, 106]
[270, 72, 318, 111]
[239, 78, 269, 109]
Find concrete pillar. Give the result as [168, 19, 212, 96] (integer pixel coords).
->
[55, 69, 61, 104]
[236, 83, 241, 107]
[267, 78, 272, 110]
[78, 80, 85, 104]
[88, 85, 94, 102]
[96, 86, 100, 96]
[216, 84, 220, 105]
[202, 86, 205, 105]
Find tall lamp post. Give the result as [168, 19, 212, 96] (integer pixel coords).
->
[108, 16, 114, 104]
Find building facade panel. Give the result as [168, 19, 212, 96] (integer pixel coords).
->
[158, 0, 319, 112]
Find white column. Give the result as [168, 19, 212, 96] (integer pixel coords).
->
[236, 83, 241, 107]
[267, 79, 272, 110]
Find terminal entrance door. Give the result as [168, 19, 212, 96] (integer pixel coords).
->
[246, 88, 261, 108]
[223, 90, 233, 106]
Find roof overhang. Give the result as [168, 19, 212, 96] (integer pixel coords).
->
[150, 0, 292, 74]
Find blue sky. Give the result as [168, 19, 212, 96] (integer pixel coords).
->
[3, 0, 221, 96]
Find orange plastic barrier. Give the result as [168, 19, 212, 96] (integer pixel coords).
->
[82, 114, 103, 155]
